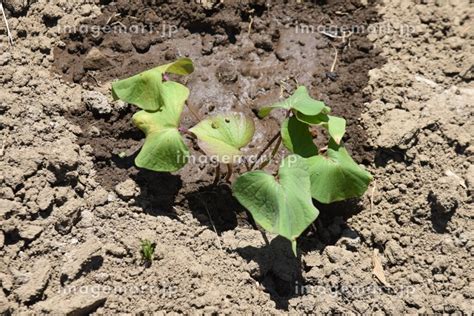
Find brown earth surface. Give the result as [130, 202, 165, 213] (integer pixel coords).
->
[0, 0, 473, 314]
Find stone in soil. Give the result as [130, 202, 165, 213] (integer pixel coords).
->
[34, 292, 107, 315]
[83, 48, 112, 71]
[60, 238, 103, 283]
[18, 225, 43, 241]
[14, 258, 51, 303]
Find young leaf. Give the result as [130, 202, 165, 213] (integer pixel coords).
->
[258, 86, 330, 118]
[306, 139, 372, 203]
[141, 240, 155, 263]
[132, 105, 189, 172]
[189, 113, 255, 164]
[295, 112, 346, 145]
[153, 58, 194, 75]
[281, 116, 318, 158]
[326, 116, 346, 145]
[112, 58, 194, 112]
[232, 156, 319, 255]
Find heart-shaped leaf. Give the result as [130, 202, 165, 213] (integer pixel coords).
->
[281, 116, 318, 158]
[189, 113, 255, 164]
[258, 86, 330, 118]
[306, 140, 372, 203]
[296, 113, 346, 145]
[232, 156, 319, 255]
[112, 58, 194, 112]
[132, 99, 189, 172]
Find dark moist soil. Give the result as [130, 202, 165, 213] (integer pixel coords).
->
[53, 0, 385, 228]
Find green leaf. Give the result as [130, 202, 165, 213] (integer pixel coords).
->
[281, 116, 318, 158]
[112, 58, 194, 112]
[295, 112, 346, 145]
[295, 111, 328, 125]
[306, 140, 372, 203]
[258, 86, 330, 118]
[327, 116, 346, 145]
[153, 58, 194, 75]
[232, 156, 319, 255]
[189, 113, 255, 164]
[132, 104, 189, 172]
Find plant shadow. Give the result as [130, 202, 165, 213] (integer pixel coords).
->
[234, 199, 364, 310]
[184, 183, 253, 234]
[299, 198, 365, 253]
[107, 146, 184, 218]
[374, 148, 407, 168]
[428, 192, 456, 233]
[133, 169, 183, 217]
[237, 236, 303, 310]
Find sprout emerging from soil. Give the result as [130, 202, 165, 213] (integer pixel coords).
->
[111, 58, 372, 256]
[140, 240, 155, 265]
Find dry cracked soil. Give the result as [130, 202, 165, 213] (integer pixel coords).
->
[0, 0, 473, 314]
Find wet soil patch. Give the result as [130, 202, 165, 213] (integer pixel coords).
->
[56, 0, 385, 227]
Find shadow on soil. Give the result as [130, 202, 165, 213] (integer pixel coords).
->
[428, 192, 456, 233]
[184, 183, 253, 233]
[237, 236, 303, 310]
[133, 170, 183, 217]
[236, 199, 364, 310]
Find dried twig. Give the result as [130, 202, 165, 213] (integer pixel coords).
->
[330, 44, 339, 73]
[277, 79, 290, 98]
[0, 2, 14, 46]
[247, 9, 255, 35]
[372, 249, 391, 288]
[319, 30, 353, 41]
[334, 11, 349, 16]
[105, 13, 120, 25]
[0, 133, 7, 156]
[370, 179, 377, 212]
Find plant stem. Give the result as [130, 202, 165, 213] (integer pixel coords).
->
[213, 164, 221, 185]
[243, 157, 251, 172]
[259, 230, 270, 246]
[179, 127, 199, 141]
[224, 164, 233, 182]
[186, 101, 202, 122]
[250, 131, 280, 170]
[257, 134, 282, 170]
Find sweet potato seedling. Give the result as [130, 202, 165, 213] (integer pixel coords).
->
[140, 239, 155, 264]
[112, 59, 372, 256]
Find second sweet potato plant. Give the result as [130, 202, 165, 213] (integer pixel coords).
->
[111, 58, 372, 255]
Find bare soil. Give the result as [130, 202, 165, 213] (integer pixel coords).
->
[0, 0, 472, 314]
